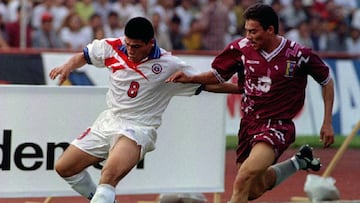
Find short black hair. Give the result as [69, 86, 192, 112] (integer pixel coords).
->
[124, 17, 154, 43]
[108, 11, 118, 17]
[243, 3, 279, 34]
[171, 14, 181, 25]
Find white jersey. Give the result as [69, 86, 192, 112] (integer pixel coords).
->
[84, 37, 202, 128]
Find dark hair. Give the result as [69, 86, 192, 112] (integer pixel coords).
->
[243, 3, 279, 34]
[171, 14, 181, 25]
[108, 11, 118, 18]
[89, 13, 101, 21]
[124, 17, 154, 43]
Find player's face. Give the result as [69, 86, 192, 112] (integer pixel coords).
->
[124, 37, 154, 63]
[244, 19, 272, 51]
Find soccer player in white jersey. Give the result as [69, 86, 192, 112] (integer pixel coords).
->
[167, 3, 335, 203]
[49, 17, 241, 203]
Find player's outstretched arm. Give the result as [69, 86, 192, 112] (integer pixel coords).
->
[49, 52, 87, 85]
[165, 70, 191, 83]
[166, 70, 220, 84]
[204, 83, 243, 94]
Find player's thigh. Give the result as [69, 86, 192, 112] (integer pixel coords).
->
[102, 136, 141, 180]
[242, 142, 275, 173]
[56, 144, 103, 176]
[240, 143, 276, 195]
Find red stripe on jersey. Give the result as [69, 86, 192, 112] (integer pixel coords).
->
[77, 127, 91, 140]
[105, 39, 148, 80]
[104, 56, 126, 72]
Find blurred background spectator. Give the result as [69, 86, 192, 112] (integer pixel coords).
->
[285, 20, 314, 48]
[111, 0, 136, 23]
[58, 11, 91, 50]
[308, 16, 327, 51]
[325, 20, 349, 52]
[93, 26, 105, 39]
[7, 0, 33, 23]
[152, 0, 176, 28]
[132, 0, 151, 18]
[182, 17, 201, 50]
[151, 10, 172, 50]
[104, 11, 123, 38]
[198, 0, 230, 50]
[64, 0, 77, 13]
[74, 0, 95, 23]
[0, 0, 358, 54]
[346, 26, 360, 53]
[52, 0, 70, 33]
[32, 12, 64, 48]
[0, 12, 8, 48]
[5, 6, 32, 47]
[0, 0, 9, 22]
[174, 0, 196, 36]
[86, 13, 104, 39]
[31, 0, 53, 30]
[93, 0, 112, 25]
[168, 14, 185, 50]
[0, 12, 7, 43]
[279, 0, 308, 32]
[0, 33, 8, 48]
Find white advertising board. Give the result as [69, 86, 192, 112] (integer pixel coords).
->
[42, 53, 360, 136]
[0, 86, 226, 197]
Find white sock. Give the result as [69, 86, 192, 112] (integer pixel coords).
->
[90, 184, 116, 203]
[63, 170, 97, 200]
[271, 158, 298, 187]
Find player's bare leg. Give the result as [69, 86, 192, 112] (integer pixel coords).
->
[90, 136, 141, 203]
[55, 145, 103, 199]
[230, 142, 276, 203]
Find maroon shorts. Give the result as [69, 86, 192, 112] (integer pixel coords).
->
[236, 118, 296, 164]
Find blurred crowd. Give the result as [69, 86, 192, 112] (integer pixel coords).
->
[0, 0, 360, 53]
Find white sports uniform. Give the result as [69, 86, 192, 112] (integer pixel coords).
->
[71, 37, 202, 160]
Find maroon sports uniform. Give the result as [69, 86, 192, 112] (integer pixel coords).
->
[212, 37, 332, 163]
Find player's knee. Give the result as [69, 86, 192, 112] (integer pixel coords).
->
[54, 162, 66, 177]
[248, 187, 265, 200]
[233, 166, 258, 188]
[248, 173, 269, 200]
[55, 160, 72, 177]
[234, 166, 267, 200]
[100, 167, 122, 185]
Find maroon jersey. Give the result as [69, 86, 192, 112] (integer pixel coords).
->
[212, 37, 331, 120]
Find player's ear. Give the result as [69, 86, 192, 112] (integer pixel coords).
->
[149, 38, 155, 46]
[267, 25, 275, 35]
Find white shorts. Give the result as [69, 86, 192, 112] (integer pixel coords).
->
[71, 109, 157, 160]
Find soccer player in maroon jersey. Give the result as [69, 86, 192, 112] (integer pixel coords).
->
[167, 3, 335, 203]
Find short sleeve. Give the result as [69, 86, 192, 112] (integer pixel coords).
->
[83, 39, 108, 68]
[212, 41, 244, 81]
[302, 48, 331, 86]
[168, 56, 202, 96]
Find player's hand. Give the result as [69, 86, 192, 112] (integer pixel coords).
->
[166, 71, 192, 83]
[49, 66, 70, 85]
[320, 123, 335, 148]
